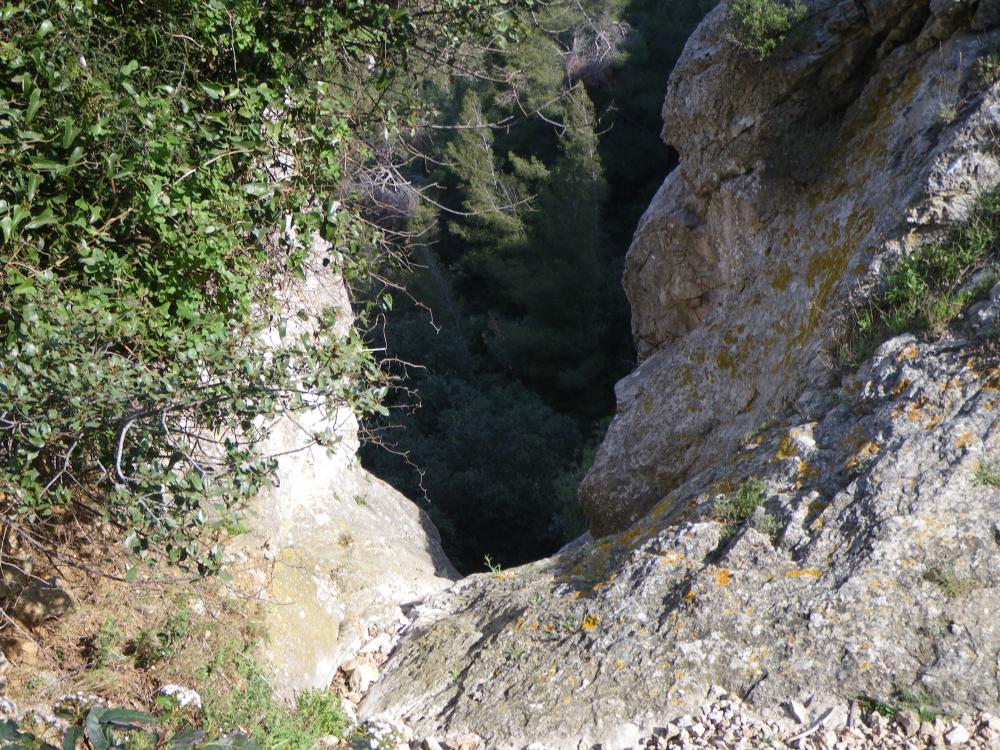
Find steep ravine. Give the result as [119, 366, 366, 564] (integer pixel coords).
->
[356, 0, 1000, 747]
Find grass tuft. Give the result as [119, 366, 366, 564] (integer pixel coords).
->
[922, 564, 973, 599]
[842, 190, 1000, 367]
[201, 651, 350, 750]
[974, 461, 1000, 487]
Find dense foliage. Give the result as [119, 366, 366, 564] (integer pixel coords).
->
[727, 0, 807, 59]
[0, 0, 530, 573]
[1, 705, 252, 750]
[362, 0, 714, 571]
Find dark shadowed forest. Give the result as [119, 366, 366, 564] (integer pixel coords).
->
[360, 0, 714, 572]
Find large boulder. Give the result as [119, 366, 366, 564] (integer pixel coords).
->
[580, 0, 1000, 536]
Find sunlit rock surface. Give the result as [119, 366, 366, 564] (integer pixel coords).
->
[233, 248, 457, 698]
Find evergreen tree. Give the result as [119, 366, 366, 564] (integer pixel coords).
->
[488, 86, 613, 412]
[442, 90, 538, 312]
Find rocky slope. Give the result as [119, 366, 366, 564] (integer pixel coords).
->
[358, 0, 1000, 746]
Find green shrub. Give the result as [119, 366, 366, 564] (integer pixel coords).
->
[131, 603, 191, 668]
[89, 617, 121, 669]
[0, 0, 528, 574]
[727, 0, 807, 60]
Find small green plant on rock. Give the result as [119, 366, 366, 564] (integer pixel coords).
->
[727, 0, 807, 60]
[483, 555, 504, 576]
[937, 104, 958, 124]
[974, 461, 1000, 487]
[922, 564, 973, 599]
[895, 684, 944, 723]
[857, 696, 898, 721]
[710, 479, 767, 542]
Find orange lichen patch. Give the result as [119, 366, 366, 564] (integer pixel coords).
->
[581, 614, 599, 632]
[840, 426, 867, 449]
[847, 440, 880, 469]
[614, 659, 624, 670]
[620, 527, 643, 546]
[985, 400, 997, 411]
[890, 378, 913, 398]
[893, 395, 930, 422]
[659, 551, 684, 567]
[924, 414, 943, 430]
[713, 569, 733, 587]
[983, 366, 1000, 391]
[955, 432, 976, 449]
[786, 568, 822, 578]
[650, 494, 676, 520]
[682, 589, 697, 604]
[793, 459, 820, 486]
[897, 344, 919, 362]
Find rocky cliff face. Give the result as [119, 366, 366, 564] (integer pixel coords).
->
[580, 0, 1000, 536]
[359, 0, 1000, 746]
[231, 246, 457, 698]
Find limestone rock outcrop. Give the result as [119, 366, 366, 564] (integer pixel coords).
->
[580, 0, 1000, 536]
[363, 334, 1000, 750]
[361, 0, 1000, 746]
[232, 247, 457, 698]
